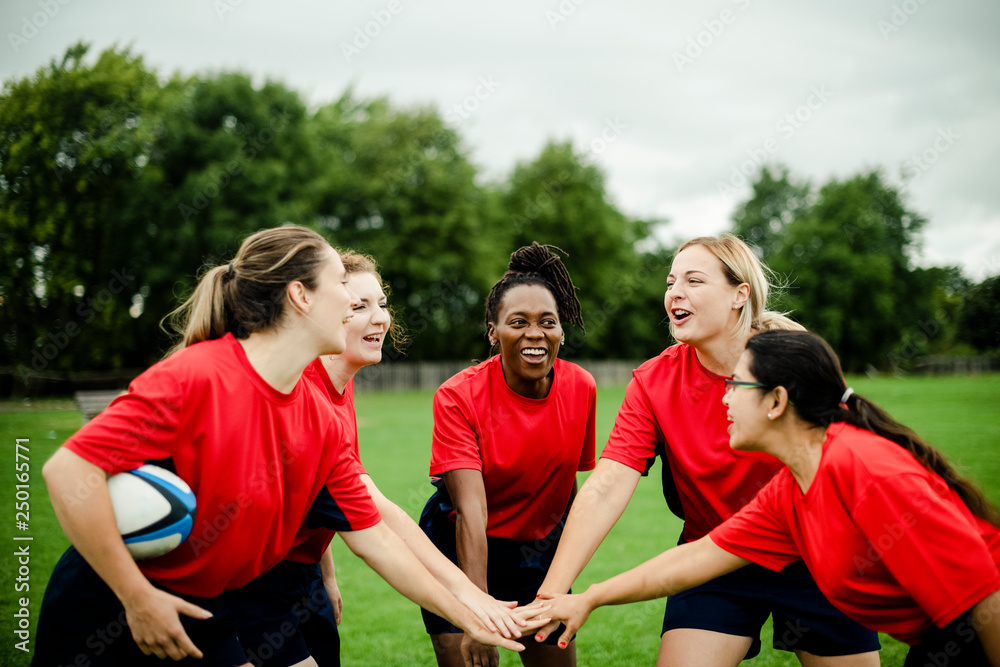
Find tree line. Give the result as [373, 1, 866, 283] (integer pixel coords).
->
[1, 43, 997, 395]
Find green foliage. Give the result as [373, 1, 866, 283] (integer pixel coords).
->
[959, 275, 1000, 351]
[732, 166, 945, 371]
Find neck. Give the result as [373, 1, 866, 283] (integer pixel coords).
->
[768, 422, 828, 494]
[237, 328, 320, 394]
[500, 360, 553, 399]
[320, 355, 361, 395]
[692, 331, 751, 377]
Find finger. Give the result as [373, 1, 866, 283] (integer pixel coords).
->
[177, 599, 214, 620]
[557, 627, 575, 650]
[533, 619, 560, 642]
[175, 630, 204, 660]
[497, 637, 526, 652]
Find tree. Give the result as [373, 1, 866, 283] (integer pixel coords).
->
[306, 93, 505, 360]
[0, 43, 165, 388]
[731, 165, 812, 259]
[500, 141, 662, 358]
[735, 167, 935, 372]
[958, 275, 1000, 351]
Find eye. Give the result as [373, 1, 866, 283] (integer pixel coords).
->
[353, 303, 367, 312]
[379, 302, 389, 310]
[542, 319, 558, 326]
[689, 278, 702, 285]
[666, 281, 675, 290]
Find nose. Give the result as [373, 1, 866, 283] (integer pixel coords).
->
[372, 304, 390, 326]
[722, 389, 731, 407]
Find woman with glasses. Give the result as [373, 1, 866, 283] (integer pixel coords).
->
[536, 329, 1000, 666]
[536, 234, 880, 666]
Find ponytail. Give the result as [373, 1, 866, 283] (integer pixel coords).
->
[163, 226, 333, 356]
[747, 329, 1000, 528]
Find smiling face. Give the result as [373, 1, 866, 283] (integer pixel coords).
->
[488, 283, 563, 398]
[339, 271, 390, 369]
[305, 250, 358, 355]
[665, 244, 748, 347]
[722, 350, 773, 451]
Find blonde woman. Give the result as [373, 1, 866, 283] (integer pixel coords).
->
[536, 235, 881, 666]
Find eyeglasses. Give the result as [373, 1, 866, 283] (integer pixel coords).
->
[724, 379, 770, 393]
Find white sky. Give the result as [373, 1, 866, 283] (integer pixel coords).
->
[3, 0, 999, 280]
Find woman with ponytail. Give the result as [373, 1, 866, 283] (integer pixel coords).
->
[35, 227, 529, 667]
[537, 234, 880, 666]
[536, 329, 1000, 666]
[419, 242, 596, 667]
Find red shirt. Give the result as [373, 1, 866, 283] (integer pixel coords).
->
[64, 335, 380, 597]
[601, 344, 783, 541]
[429, 356, 597, 540]
[711, 423, 1000, 645]
[286, 360, 366, 564]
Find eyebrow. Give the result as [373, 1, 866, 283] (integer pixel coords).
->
[507, 310, 557, 318]
[667, 269, 709, 280]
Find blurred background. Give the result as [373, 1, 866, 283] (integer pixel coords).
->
[2, 0, 999, 395]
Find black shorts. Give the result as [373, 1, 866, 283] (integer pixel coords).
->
[903, 607, 991, 667]
[661, 557, 880, 660]
[31, 547, 309, 667]
[418, 489, 568, 646]
[237, 560, 340, 667]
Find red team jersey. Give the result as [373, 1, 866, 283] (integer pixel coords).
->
[600, 344, 783, 541]
[285, 359, 367, 564]
[64, 335, 380, 597]
[711, 422, 1000, 644]
[429, 356, 597, 541]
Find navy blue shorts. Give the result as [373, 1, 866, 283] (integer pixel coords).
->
[237, 560, 340, 667]
[662, 555, 880, 659]
[903, 607, 990, 667]
[418, 489, 568, 646]
[31, 547, 309, 667]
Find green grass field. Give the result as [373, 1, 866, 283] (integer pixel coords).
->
[1, 373, 998, 666]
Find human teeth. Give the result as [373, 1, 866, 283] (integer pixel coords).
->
[674, 309, 691, 317]
[522, 348, 545, 355]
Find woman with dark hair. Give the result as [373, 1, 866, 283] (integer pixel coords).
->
[537, 234, 879, 666]
[34, 227, 529, 667]
[536, 329, 1000, 666]
[238, 251, 528, 666]
[419, 242, 596, 667]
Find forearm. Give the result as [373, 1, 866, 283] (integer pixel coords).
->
[342, 521, 478, 628]
[540, 459, 641, 593]
[43, 449, 154, 603]
[455, 511, 490, 592]
[582, 537, 748, 608]
[972, 588, 1000, 665]
[319, 545, 335, 581]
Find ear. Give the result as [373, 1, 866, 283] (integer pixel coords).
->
[486, 323, 497, 346]
[767, 386, 791, 420]
[733, 282, 750, 311]
[286, 279, 310, 315]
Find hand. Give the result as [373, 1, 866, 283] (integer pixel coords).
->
[461, 633, 499, 667]
[323, 576, 344, 626]
[123, 586, 213, 660]
[532, 592, 592, 649]
[454, 586, 524, 638]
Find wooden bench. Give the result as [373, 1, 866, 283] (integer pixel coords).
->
[73, 389, 125, 423]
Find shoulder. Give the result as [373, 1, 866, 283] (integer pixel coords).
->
[554, 359, 596, 391]
[434, 358, 491, 404]
[823, 423, 927, 489]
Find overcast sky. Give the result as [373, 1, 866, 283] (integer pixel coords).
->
[3, 0, 998, 279]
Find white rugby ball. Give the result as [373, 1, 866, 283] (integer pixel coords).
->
[107, 464, 196, 560]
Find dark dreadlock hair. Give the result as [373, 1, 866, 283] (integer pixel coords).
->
[746, 329, 1000, 528]
[484, 242, 585, 340]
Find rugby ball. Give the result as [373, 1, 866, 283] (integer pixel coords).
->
[107, 465, 196, 560]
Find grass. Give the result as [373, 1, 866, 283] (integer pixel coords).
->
[1, 374, 998, 666]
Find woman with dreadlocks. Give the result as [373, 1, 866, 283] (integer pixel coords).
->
[419, 242, 596, 667]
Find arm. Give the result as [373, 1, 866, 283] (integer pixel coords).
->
[972, 589, 1000, 665]
[337, 519, 525, 653]
[361, 473, 523, 637]
[538, 535, 749, 646]
[319, 546, 343, 625]
[42, 448, 212, 660]
[442, 468, 499, 666]
[538, 458, 643, 595]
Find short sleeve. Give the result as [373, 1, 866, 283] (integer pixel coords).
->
[63, 361, 185, 474]
[600, 376, 663, 473]
[428, 384, 482, 476]
[578, 384, 597, 472]
[854, 474, 1000, 628]
[308, 424, 381, 532]
[710, 474, 801, 571]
